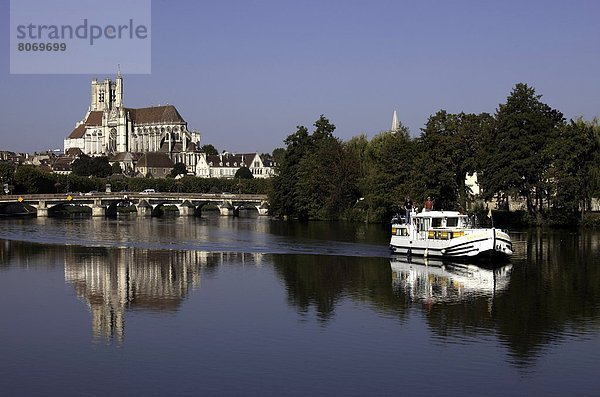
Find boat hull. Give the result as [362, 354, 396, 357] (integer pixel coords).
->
[389, 228, 512, 263]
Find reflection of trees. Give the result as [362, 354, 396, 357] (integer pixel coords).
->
[391, 230, 600, 368]
[3, 227, 600, 364]
[0, 239, 65, 270]
[273, 254, 407, 322]
[492, 230, 600, 367]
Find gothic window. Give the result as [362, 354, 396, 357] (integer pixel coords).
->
[108, 128, 117, 153]
[99, 91, 105, 103]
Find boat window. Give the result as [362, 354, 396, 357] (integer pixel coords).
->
[446, 217, 458, 227]
[431, 218, 442, 228]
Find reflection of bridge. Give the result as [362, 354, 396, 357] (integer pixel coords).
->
[0, 192, 269, 217]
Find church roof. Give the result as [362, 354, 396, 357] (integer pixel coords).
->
[109, 152, 137, 162]
[66, 104, 186, 140]
[66, 111, 104, 138]
[67, 124, 86, 139]
[205, 153, 258, 168]
[52, 156, 73, 171]
[126, 105, 185, 125]
[66, 147, 83, 156]
[86, 111, 104, 126]
[136, 152, 174, 168]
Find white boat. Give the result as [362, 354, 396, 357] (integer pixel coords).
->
[389, 210, 512, 261]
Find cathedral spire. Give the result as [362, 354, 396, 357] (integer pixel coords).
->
[117, 64, 122, 79]
[391, 110, 400, 133]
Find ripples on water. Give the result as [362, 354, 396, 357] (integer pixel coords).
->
[0, 215, 390, 257]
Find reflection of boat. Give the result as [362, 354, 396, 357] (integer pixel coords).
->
[389, 210, 512, 261]
[390, 255, 512, 303]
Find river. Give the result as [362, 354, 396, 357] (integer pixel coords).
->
[0, 214, 599, 396]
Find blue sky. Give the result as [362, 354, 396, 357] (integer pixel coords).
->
[1, 0, 599, 153]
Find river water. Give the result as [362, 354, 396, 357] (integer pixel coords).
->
[0, 213, 599, 396]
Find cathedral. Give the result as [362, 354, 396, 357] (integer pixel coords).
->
[64, 70, 202, 172]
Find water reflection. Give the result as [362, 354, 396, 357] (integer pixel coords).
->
[272, 254, 399, 322]
[390, 256, 512, 304]
[1, 225, 600, 370]
[0, 216, 390, 257]
[64, 249, 266, 342]
[65, 248, 197, 342]
[0, 239, 265, 343]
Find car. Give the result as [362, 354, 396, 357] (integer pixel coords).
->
[141, 189, 156, 194]
[84, 190, 99, 196]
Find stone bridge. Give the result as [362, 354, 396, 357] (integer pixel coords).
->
[0, 192, 269, 217]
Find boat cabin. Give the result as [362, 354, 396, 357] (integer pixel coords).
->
[393, 211, 471, 240]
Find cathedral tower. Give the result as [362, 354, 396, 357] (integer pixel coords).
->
[90, 68, 123, 112]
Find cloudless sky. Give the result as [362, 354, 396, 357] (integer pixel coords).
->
[1, 0, 599, 153]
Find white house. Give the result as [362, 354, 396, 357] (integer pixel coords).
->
[195, 152, 276, 178]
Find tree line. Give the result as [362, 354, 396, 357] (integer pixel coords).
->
[0, 162, 270, 196]
[269, 83, 600, 225]
[2, 83, 599, 225]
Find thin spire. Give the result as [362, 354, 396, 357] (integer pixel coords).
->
[391, 110, 399, 133]
[117, 64, 122, 78]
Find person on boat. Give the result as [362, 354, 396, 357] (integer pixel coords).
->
[424, 196, 434, 211]
[404, 197, 413, 223]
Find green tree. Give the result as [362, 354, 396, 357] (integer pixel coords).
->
[573, 116, 600, 204]
[417, 111, 494, 211]
[480, 83, 564, 218]
[234, 167, 254, 179]
[270, 115, 359, 220]
[71, 155, 92, 176]
[272, 148, 286, 165]
[344, 134, 369, 183]
[0, 162, 15, 191]
[201, 144, 218, 155]
[270, 124, 312, 218]
[111, 162, 122, 175]
[13, 165, 56, 194]
[72, 155, 112, 178]
[295, 135, 359, 219]
[543, 121, 599, 223]
[170, 162, 188, 177]
[361, 125, 416, 222]
[90, 156, 112, 178]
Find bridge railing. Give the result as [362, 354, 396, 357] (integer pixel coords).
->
[1, 193, 268, 201]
